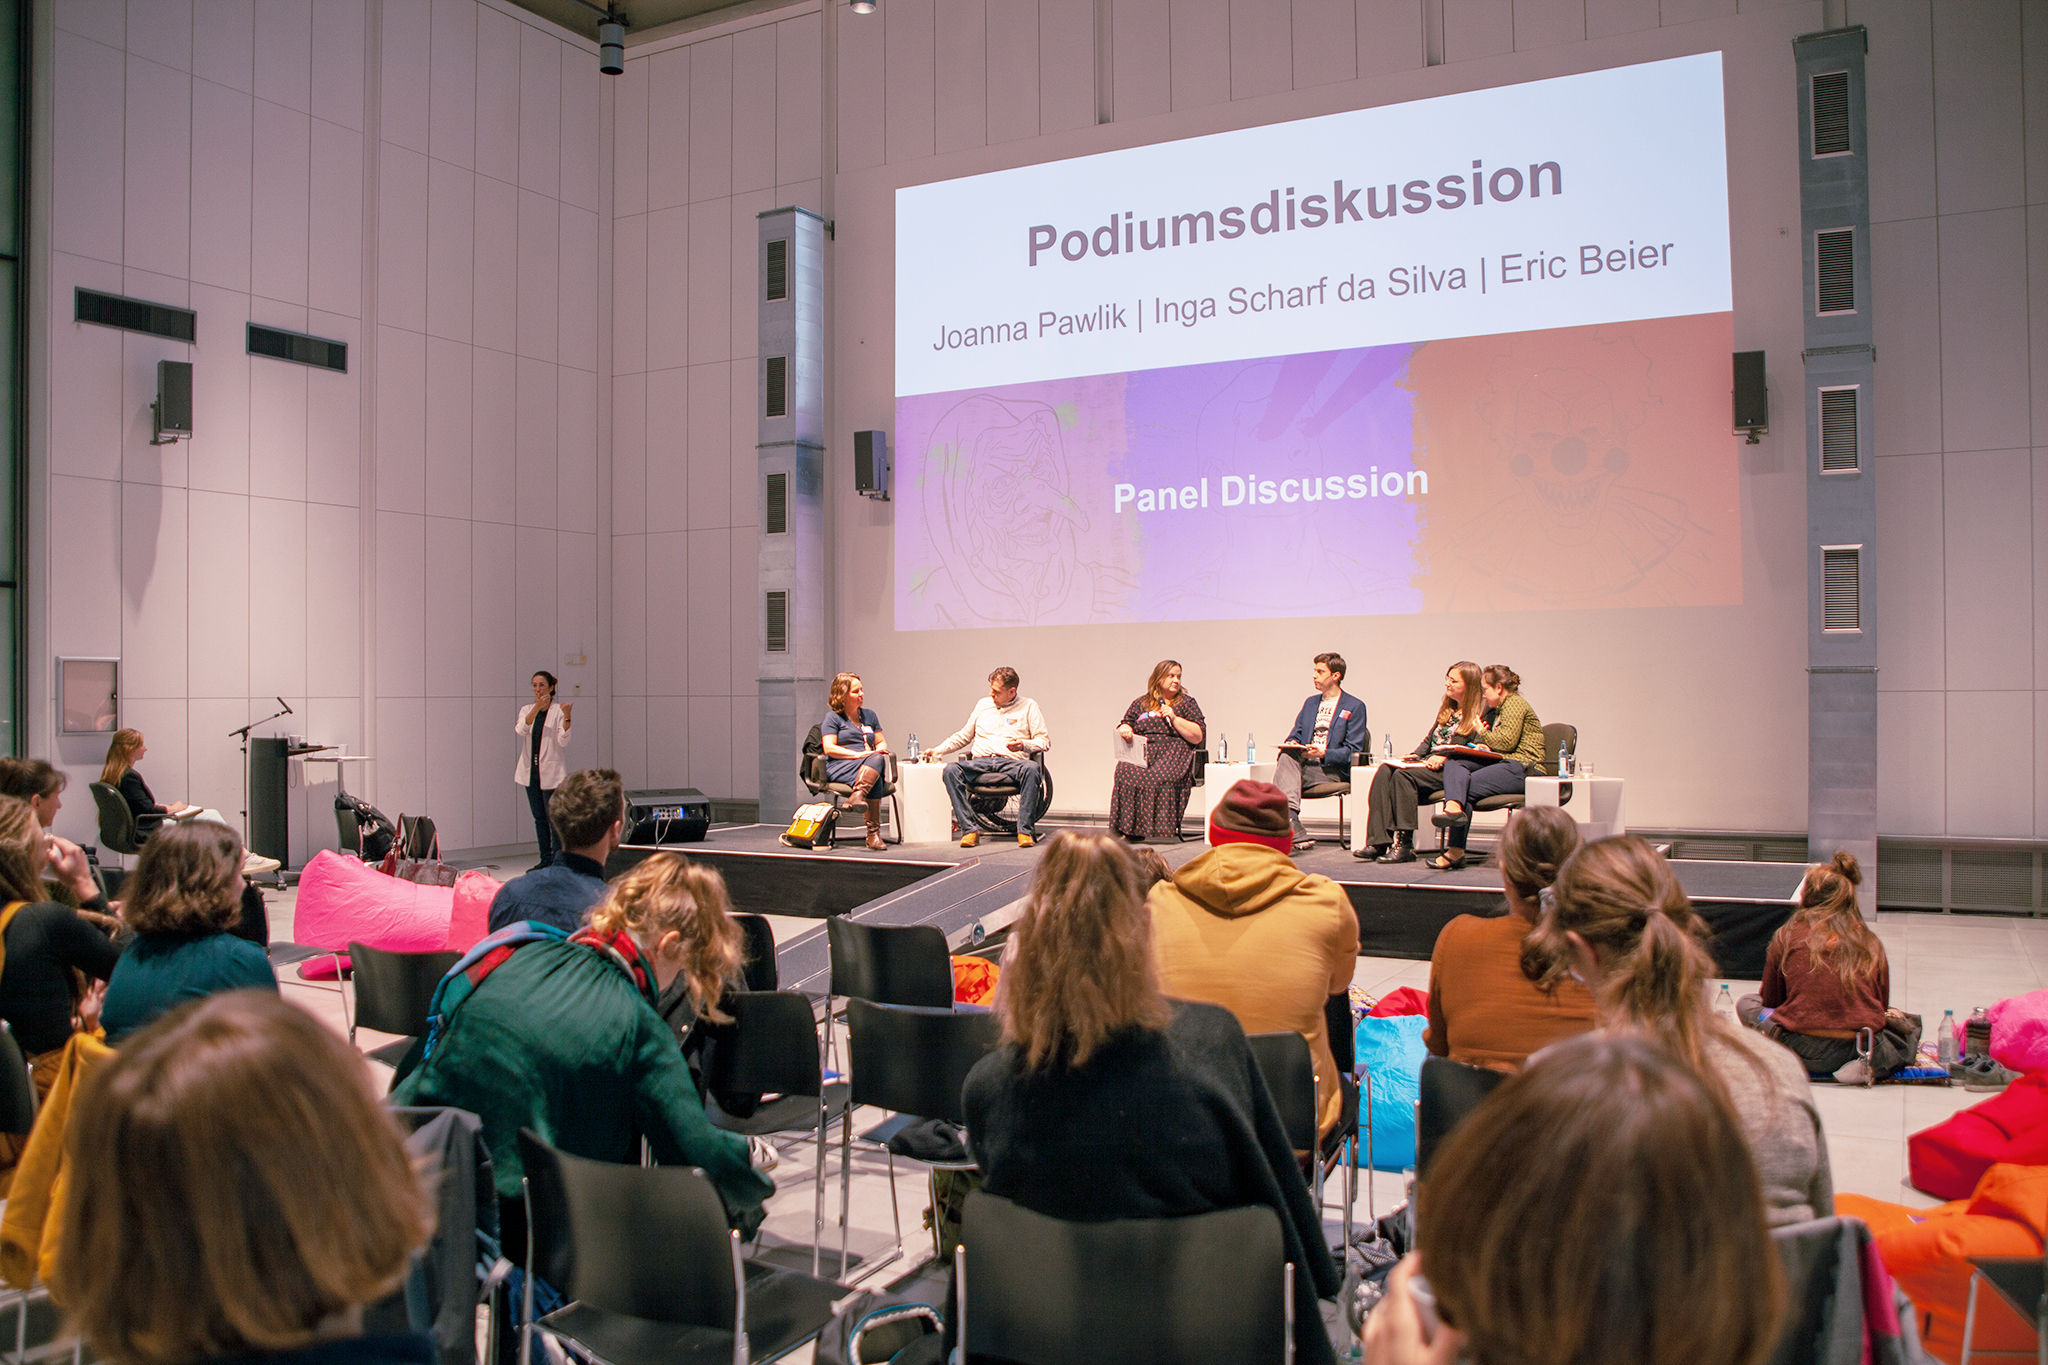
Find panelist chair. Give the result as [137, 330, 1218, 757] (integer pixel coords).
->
[799, 724, 903, 846]
[1298, 728, 1368, 847]
[962, 750, 1054, 836]
[89, 781, 147, 867]
[1432, 722, 1577, 857]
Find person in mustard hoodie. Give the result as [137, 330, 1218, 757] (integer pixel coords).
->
[1147, 780, 1359, 1141]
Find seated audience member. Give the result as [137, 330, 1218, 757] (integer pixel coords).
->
[58, 991, 434, 1365]
[963, 831, 1340, 1365]
[1527, 835, 1833, 1226]
[487, 768, 625, 933]
[1427, 664, 1546, 870]
[1424, 806, 1593, 1070]
[393, 852, 773, 1249]
[101, 728, 278, 876]
[924, 666, 1050, 849]
[1125, 843, 1173, 890]
[821, 672, 892, 851]
[1364, 1033, 1785, 1365]
[1359, 661, 1482, 866]
[1274, 652, 1369, 852]
[0, 759, 113, 914]
[101, 822, 278, 1044]
[1738, 851, 1912, 1082]
[1147, 780, 1358, 1141]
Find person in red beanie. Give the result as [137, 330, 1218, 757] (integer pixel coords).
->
[1145, 779, 1360, 1140]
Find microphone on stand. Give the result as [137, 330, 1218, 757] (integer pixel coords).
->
[278, 697, 293, 715]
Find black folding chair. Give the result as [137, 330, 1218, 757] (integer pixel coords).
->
[516, 1129, 841, 1365]
[699, 990, 852, 1278]
[957, 1192, 1293, 1365]
[1962, 1253, 2045, 1365]
[1247, 1031, 1361, 1255]
[836, 999, 1000, 1282]
[822, 917, 954, 1072]
[1415, 1054, 1507, 1178]
[347, 942, 461, 1074]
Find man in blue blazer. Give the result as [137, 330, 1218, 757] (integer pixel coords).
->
[1276, 653, 1369, 851]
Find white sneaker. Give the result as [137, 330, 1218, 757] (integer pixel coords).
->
[1832, 1058, 1871, 1085]
[242, 852, 281, 877]
[747, 1136, 780, 1171]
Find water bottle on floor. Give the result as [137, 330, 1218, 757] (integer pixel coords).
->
[1938, 1009, 1959, 1066]
[1714, 983, 1736, 1023]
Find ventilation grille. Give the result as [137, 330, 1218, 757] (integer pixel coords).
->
[764, 591, 788, 652]
[1951, 850, 2036, 913]
[764, 356, 787, 418]
[765, 238, 788, 302]
[1816, 229, 1855, 313]
[1879, 843, 1944, 908]
[765, 472, 787, 534]
[1811, 71, 1851, 156]
[1822, 548, 1860, 631]
[75, 288, 195, 342]
[247, 324, 348, 372]
[1820, 388, 1859, 472]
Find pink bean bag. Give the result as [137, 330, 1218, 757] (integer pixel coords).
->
[1988, 989, 2048, 1074]
[448, 870, 502, 951]
[293, 848, 456, 955]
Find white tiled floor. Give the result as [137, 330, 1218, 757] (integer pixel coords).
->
[266, 890, 2042, 1359]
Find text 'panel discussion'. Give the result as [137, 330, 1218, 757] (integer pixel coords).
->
[7, 0, 2048, 1363]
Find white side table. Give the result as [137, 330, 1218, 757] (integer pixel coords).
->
[1525, 775, 1627, 839]
[1349, 762, 1375, 853]
[895, 761, 956, 844]
[1193, 761, 1276, 838]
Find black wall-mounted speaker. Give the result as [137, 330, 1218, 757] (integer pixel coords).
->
[1733, 351, 1768, 432]
[854, 429, 890, 500]
[156, 360, 193, 437]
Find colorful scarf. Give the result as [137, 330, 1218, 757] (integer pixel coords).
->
[418, 920, 661, 1063]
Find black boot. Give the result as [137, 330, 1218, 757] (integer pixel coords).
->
[1377, 831, 1416, 864]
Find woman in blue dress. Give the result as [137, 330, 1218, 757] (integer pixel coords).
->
[822, 672, 891, 850]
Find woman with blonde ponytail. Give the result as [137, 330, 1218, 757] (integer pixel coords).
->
[1528, 835, 1834, 1226]
[1737, 851, 1913, 1079]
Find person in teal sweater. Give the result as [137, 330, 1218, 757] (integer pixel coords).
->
[101, 822, 276, 1043]
[391, 852, 773, 1249]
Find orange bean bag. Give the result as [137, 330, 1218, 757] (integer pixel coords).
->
[951, 955, 1000, 1007]
[1839, 1163, 2048, 1364]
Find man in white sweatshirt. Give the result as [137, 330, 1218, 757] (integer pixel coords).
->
[924, 666, 1051, 848]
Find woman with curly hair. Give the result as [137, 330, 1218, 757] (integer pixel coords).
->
[101, 820, 275, 1044]
[392, 852, 773, 1254]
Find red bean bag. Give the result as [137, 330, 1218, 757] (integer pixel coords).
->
[1370, 986, 1429, 1017]
[1908, 1072, 2048, 1199]
[293, 848, 456, 955]
[1840, 1164, 2048, 1364]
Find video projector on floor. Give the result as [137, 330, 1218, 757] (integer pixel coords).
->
[624, 788, 711, 845]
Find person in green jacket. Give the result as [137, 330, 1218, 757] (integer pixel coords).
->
[1430, 663, 1547, 870]
[391, 852, 773, 1249]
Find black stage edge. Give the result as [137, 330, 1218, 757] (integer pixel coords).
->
[615, 827, 1804, 988]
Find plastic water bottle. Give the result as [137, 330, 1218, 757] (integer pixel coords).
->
[1559, 744, 1573, 778]
[1247, 732, 1256, 765]
[1714, 983, 1736, 1022]
[1217, 733, 1227, 762]
[907, 732, 919, 762]
[1938, 1010, 1959, 1066]
[1385, 735, 1394, 762]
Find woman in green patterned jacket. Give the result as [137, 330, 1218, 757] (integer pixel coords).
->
[1430, 664, 1547, 869]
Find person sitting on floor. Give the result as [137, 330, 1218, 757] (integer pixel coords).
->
[963, 831, 1340, 1365]
[393, 852, 774, 1259]
[487, 768, 625, 933]
[100, 821, 278, 1045]
[1525, 834, 1833, 1226]
[58, 990, 435, 1365]
[1738, 850, 1914, 1082]
[1147, 780, 1359, 1143]
[1364, 1033, 1786, 1365]
[1424, 805, 1594, 1071]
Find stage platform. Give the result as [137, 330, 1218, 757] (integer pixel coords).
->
[611, 826, 1804, 995]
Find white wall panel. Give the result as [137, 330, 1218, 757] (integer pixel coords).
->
[193, 0, 255, 92]
[1870, 216, 1940, 457]
[1932, 1, 2024, 216]
[558, 205, 599, 372]
[1290, 0, 1354, 91]
[646, 697, 689, 788]
[512, 525, 559, 676]
[2026, 0, 2048, 206]
[123, 56, 191, 280]
[1037, 0, 1093, 134]
[1228, 0, 1292, 102]
[121, 485, 190, 697]
[303, 320, 362, 506]
[472, 173, 519, 347]
[423, 696, 475, 849]
[1515, 0, 1584, 50]
[686, 695, 733, 805]
[644, 371, 689, 533]
[518, 25, 563, 198]
[732, 24, 781, 189]
[612, 373, 647, 535]
[1944, 449, 2033, 686]
[248, 350, 309, 502]
[686, 529, 731, 696]
[49, 254, 125, 480]
[556, 530, 598, 691]
[726, 531, 756, 692]
[1585, 0, 1656, 38]
[429, 0, 478, 168]
[1443, 0, 1513, 63]
[474, 8, 523, 185]
[470, 346, 518, 523]
[686, 201, 729, 366]
[616, 54, 650, 216]
[1875, 451, 1945, 689]
[1856, 0, 1935, 224]
[2032, 208, 2048, 447]
[186, 699, 251, 817]
[250, 108, 312, 305]
[377, 144, 430, 334]
[311, 0, 365, 130]
[611, 693, 648, 788]
[1169, 0, 1229, 112]
[727, 689, 759, 799]
[727, 352, 757, 527]
[247, 496, 308, 700]
[611, 533, 647, 695]
[883, 0, 936, 164]
[686, 362, 731, 530]
[838, 4, 886, 168]
[470, 704, 518, 847]
[1946, 690, 2032, 837]
[425, 335, 473, 514]
[561, 55, 600, 213]
[690, 37, 736, 201]
[187, 490, 251, 697]
[190, 80, 253, 292]
[644, 206, 689, 373]
[375, 511, 427, 697]
[53, 32, 126, 264]
[647, 47, 692, 210]
[1112, 0, 1170, 121]
[644, 532, 687, 694]
[1357, 0, 1424, 76]
[48, 475, 123, 659]
[375, 697, 429, 819]
[376, 325, 427, 512]
[128, 0, 190, 70]
[2038, 446, 2048, 687]
[302, 501, 360, 697]
[556, 367, 597, 535]
[514, 356, 559, 527]
[612, 214, 647, 373]
[424, 516, 473, 696]
[726, 190, 770, 365]
[516, 191, 559, 362]
[1659, 0, 1733, 22]
[426, 158, 477, 342]
[775, 17, 822, 183]
[186, 283, 251, 495]
[470, 519, 517, 699]
[1939, 209, 2031, 455]
[252, 0, 313, 116]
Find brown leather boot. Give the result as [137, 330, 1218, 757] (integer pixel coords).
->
[865, 796, 885, 851]
[844, 765, 878, 810]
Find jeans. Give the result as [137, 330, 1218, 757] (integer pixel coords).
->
[1439, 759, 1526, 851]
[943, 756, 1045, 836]
[526, 783, 557, 866]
